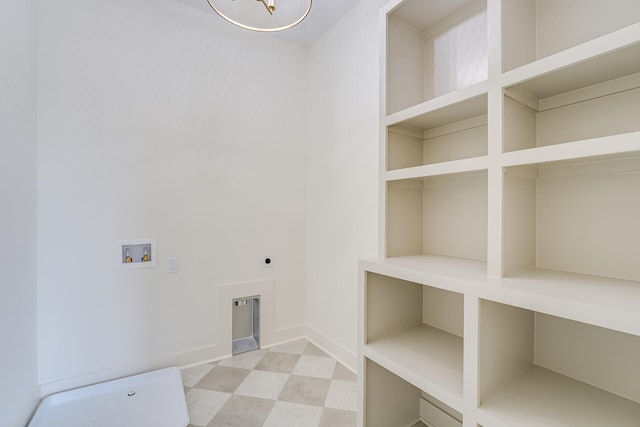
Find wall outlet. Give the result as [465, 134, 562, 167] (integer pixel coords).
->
[262, 255, 274, 268]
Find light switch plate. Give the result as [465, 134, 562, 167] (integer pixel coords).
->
[168, 258, 179, 273]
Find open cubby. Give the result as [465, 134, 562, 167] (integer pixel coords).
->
[387, 94, 487, 171]
[386, 172, 487, 261]
[503, 67, 640, 154]
[479, 300, 640, 427]
[364, 359, 463, 427]
[502, 0, 640, 72]
[364, 273, 464, 409]
[386, 0, 487, 114]
[502, 154, 640, 281]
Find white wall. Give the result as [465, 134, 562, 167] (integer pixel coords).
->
[37, 0, 307, 388]
[305, 0, 385, 366]
[0, 0, 39, 424]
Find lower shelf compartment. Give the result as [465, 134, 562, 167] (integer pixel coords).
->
[364, 358, 463, 427]
[364, 324, 463, 410]
[420, 395, 462, 427]
[479, 365, 640, 427]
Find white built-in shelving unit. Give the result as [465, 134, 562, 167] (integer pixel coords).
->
[358, 0, 640, 426]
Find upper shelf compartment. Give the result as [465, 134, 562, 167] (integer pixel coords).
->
[385, 0, 488, 115]
[502, 60, 640, 155]
[502, 0, 640, 73]
[386, 92, 488, 175]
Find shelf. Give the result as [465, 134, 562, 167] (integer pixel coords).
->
[486, 268, 640, 337]
[479, 366, 640, 427]
[502, 1, 640, 74]
[385, 0, 488, 114]
[386, 83, 488, 128]
[503, 39, 640, 100]
[503, 69, 640, 153]
[386, 156, 488, 181]
[479, 300, 640, 427]
[361, 256, 488, 294]
[501, 132, 640, 168]
[364, 324, 463, 410]
[386, 91, 488, 171]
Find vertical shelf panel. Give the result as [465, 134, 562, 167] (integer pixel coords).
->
[478, 300, 534, 400]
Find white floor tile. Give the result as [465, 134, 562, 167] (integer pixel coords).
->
[185, 388, 230, 426]
[181, 363, 215, 388]
[263, 401, 323, 427]
[293, 355, 337, 379]
[268, 338, 309, 354]
[234, 370, 290, 400]
[324, 380, 358, 412]
[217, 349, 266, 369]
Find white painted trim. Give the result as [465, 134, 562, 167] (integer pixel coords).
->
[36, 321, 346, 404]
[305, 324, 357, 373]
[268, 324, 306, 348]
[39, 343, 217, 398]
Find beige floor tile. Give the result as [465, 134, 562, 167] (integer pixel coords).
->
[319, 408, 356, 427]
[303, 342, 329, 357]
[255, 351, 301, 374]
[279, 375, 331, 407]
[207, 395, 275, 427]
[262, 401, 323, 427]
[185, 388, 231, 426]
[332, 363, 357, 382]
[193, 366, 251, 393]
[182, 363, 216, 388]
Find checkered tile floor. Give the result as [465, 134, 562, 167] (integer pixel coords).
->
[180, 338, 357, 427]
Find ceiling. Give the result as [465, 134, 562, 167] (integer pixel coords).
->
[171, 0, 361, 47]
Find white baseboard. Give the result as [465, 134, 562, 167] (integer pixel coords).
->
[305, 324, 357, 372]
[14, 386, 41, 427]
[264, 324, 306, 349]
[37, 323, 354, 401]
[39, 344, 218, 398]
